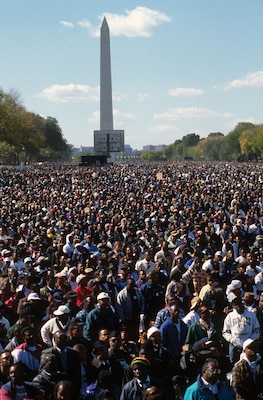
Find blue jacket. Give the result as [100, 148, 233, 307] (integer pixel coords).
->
[184, 374, 232, 400]
[160, 317, 188, 362]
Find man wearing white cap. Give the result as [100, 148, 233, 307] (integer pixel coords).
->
[40, 305, 72, 347]
[226, 279, 243, 304]
[232, 338, 263, 400]
[83, 292, 119, 343]
[222, 296, 260, 364]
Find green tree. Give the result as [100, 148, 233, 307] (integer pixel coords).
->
[141, 150, 163, 162]
[223, 122, 255, 160]
[182, 133, 200, 147]
[202, 136, 225, 160]
[208, 132, 224, 137]
[253, 125, 263, 158]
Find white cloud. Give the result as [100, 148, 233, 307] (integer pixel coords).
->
[38, 84, 127, 104]
[113, 92, 127, 102]
[154, 107, 234, 121]
[59, 20, 74, 28]
[113, 109, 135, 121]
[88, 111, 99, 123]
[37, 84, 99, 103]
[79, 7, 171, 37]
[168, 88, 206, 97]
[137, 93, 149, 101]
[78, 20, 91, 29]
[88, 109, 135, 124]
[222, 70, 263, 90]
[225, 117, 259, 130]
[150, 124, 177, 133]
[77, 20, 97, 36]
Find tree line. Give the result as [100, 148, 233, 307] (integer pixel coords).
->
[0, 88, 72, 164]
[141, 122, 263, 162]
[2, 87, 263, 164]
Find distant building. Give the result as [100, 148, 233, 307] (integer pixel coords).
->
[71, 146, 93, 154]
[72, 144, 135, 155]
[143, 144, 167, 151]
[80, 146, 93, 153]
[120, 144, 133, 155]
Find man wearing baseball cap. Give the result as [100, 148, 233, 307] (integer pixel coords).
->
[40, 305, 72, 347]
[232, 339, 263, 400]
[83, 292, 119, 344]
[222, 296, 260, 364]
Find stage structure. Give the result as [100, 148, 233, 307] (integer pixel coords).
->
[94, 17, 124, 160]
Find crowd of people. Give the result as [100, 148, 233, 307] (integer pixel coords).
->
[0, 161, 262, 399]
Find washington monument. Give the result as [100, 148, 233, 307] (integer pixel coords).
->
[94, 17, 124, 156]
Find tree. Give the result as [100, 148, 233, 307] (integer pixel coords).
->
[208, 132, 224, 137]
[202, 136, 225, 160]
[239, 129, 256, 159]
[253, 125, 263, 158]
[223, 122, 255, 160]
[182, 133, 200, 147]
[0, 88, 72, 163]
[141, 150, 164, 162]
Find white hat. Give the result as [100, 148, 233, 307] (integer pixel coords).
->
[215, 251, 223, 257]
[27, 293, 41, 301]
[24, 257, 32, 264]
[243, 338, 255, 351]
[202, 259, 212, 271]
[147, 326, 160, 339]
[97, 292, 110, 301]
[1, 249, 11, 257]
[68, 267, 77, 275]
[55, 271, 67, 278]
[229, 280, 242, 291]
[53, 305, 70, 316]
[3, 257, 11, 263]
[76, 274, 87, 284]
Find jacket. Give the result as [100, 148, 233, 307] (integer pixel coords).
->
[222, 307, 260, 347]
[116, 286, 144, 322]
[0, 380, 44, 400]
[41, 346, 82, 396]
[184, 374, 231, 400]
[160, 317, 188, 362]
[120, 376, 163, 400]
[83, 305, 119, 342]
[232, 356, 263, 400]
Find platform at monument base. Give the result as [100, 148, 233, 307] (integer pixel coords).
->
[79, 155, 108, 166]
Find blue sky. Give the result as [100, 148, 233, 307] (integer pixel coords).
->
[1, 1, 263, 150]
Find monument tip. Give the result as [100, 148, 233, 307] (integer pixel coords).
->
[101, 16, 108, 28]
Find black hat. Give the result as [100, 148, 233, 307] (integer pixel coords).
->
[92, 340, 108, 354]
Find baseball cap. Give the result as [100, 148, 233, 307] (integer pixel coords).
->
[27, 293, 41, 301]
[147, 326, 160, 339]
[243, 338, 257, 351]
[53, 305, 70, 316]
[97, 292, 110, 301]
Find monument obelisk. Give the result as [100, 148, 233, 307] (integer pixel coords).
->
[94, 17, 124, 160]
[100, 17, 113, 131]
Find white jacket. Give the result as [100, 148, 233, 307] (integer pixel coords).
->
[40, 316, 71, 346]
[222, 307, 260, 348]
